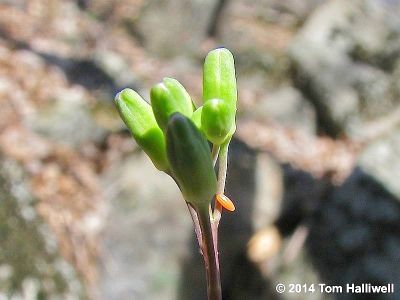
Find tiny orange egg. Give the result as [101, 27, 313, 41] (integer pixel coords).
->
[216, 194, 235, 212]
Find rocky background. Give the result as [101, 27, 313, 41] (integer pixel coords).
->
[0, 0, 399, 299]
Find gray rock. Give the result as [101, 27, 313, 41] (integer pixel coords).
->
[93, 50, 138, 91]
[359, 128, 400, 200]
[0, 158, 83, 299]
[223, 0, 325, 27]
[28, 94, 106, 148]
[135, 0, 218, 57]
[275, 250, 329, 300]
[289, 0, 400, 138]
[249, 85, 316, 134]
[99, 152, 191, 300]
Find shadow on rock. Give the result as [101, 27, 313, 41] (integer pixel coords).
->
[306, 168, 400, 300]
[0, 28, 130, 98]
[275, 165, 400, 300]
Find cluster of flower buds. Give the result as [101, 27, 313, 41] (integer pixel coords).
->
[114, 48, 237, 211]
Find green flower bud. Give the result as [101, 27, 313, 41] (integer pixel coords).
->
[191, 106, 203, 130]
[201, 98, 235, 145]
[166, 113, 217, 207]
[150, 77, 193, 132]
[225, 122, 236, 142]
[114, 88, 169, 171]
[203, 48, 237, 109]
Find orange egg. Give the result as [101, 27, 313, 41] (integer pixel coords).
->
[216, 194, 235, 212]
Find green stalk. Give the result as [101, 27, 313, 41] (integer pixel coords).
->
[216, 141, 229, 195]
[211, 144, 220, 167]
[213, 140, 230, 223]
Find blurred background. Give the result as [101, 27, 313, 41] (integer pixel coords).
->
[0, 0, 400, 299]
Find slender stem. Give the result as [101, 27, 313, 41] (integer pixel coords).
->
[210, 143, 221, 250]
[197, 205, 222, 300]
[216, 141, 229, 194]
[213, 140, 230, 223]
[186, 203, 203, 253]
[206, 140, 230, 292]
[185, 141, 229, 300]
[211, 144, 220, 167]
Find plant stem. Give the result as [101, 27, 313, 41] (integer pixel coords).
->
[187, 141, 229, 300]
[187, 203, 203, 253]
[198, 205, 222, 300]
[211, 144, 220, 167]
[213, 140, 230, 224]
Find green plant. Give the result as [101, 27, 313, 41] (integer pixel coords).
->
[114, 48, 237, 300]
